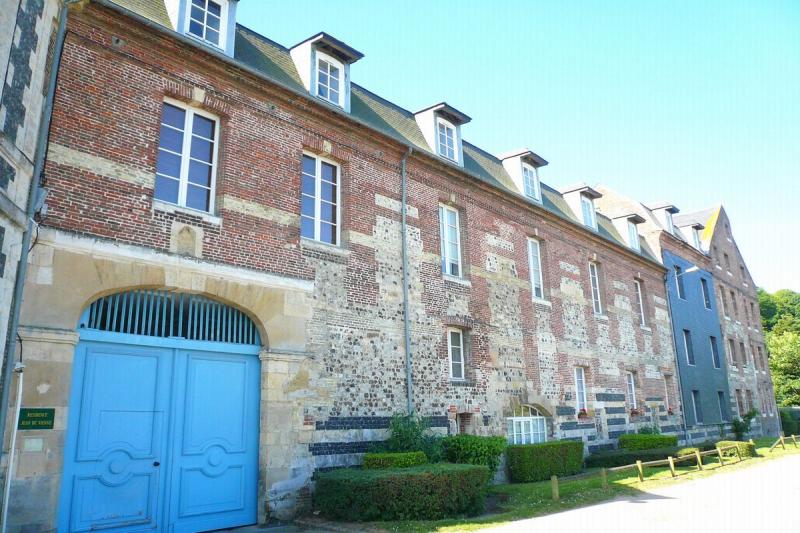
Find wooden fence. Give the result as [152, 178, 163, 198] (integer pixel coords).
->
[768, 434, 799, 453]
[549, 444, 742, 502]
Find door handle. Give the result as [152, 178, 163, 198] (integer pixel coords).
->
[153, 461, 160, 467]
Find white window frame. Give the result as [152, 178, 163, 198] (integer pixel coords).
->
[683, 329, 694, 366]
[626, 371, 637, 410]
[665, 210, 675, 234]
[574, 367, 587, 411]
[447, 328, 465, 381]
[156, 98, 220, 213]
[634, 279, 646, 326]
[184, 0, 228, 49]
[436, 117, 457, 162]
[674, 265, 685, 299]
[580, 194, 597, 230]
[701, 278, 712, 309]
[664, 375, 671, 410]
[439, 204, 462, 278]
[527, 238, 544, 300]
[710, 336, 721, 369]
[717, 391, 727, 421]
[315, 50, 345, 107]
[728, 338, 736, 366]
[627, 220, 640, 251]
[691, 390, 702, 424]
[589, 262, 603, 315]
[507, 416, 547, 445]
[693, 227, 702, 249]
[521, 162, 541, 202]
[300, 152, 341, 245]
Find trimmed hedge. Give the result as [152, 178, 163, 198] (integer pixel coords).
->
[585, 446, 680, 468]
[314, 463, 491, 521]
[441, 435, 507, 474]
[716, 440, 757, 458]
[618, 434, 678, 451]
[506, 440, 584, 483]
[676, 447, 699, 457]
[363, 451, 427, 469]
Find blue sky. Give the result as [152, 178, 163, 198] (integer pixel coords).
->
[238, 0, 800, 292]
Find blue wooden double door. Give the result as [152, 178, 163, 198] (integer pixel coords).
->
[59, 336, 260, 532]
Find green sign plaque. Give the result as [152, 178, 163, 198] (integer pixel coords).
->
[18, 408, 55, 430]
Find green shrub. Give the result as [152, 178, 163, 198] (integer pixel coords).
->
[676, 447, 699, 457]
[780, 410, 799, 435]
[506, 440, 584, 482]
[376, 414, 444, 462]
[731, 409, 758, 441]
[637, 424, 661, 435]
[716, 440, 757, 458]
[314, 463, 491, 521]
[618, 433, 678, 451]
[441, 434, 507, 474]
[363, 451, 427, 469]
[585, 446, 679, 468]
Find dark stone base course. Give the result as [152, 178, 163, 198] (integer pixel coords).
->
[309, 440, 380, 456]
[556, 406, 574, 416]
[315, 415, 449, 431]
[606, 418, 626, 426]
[661, 425, 678, 433]
[605, 406, 627, 414]
[608, 430, 629, 439]
[588, 443, 615, 453]
[560, 421, 596, 431]
[596, 393, 626, 402]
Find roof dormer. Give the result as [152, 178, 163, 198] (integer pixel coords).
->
[647, 201, 680, 235]
[610, 213, 645, 252]
[499, 149, 548, 203]
[167, 0, 238, 56]
[290, 32, 363, 112]
[560, 183, 602, 231]
[414, 103, 471, 166]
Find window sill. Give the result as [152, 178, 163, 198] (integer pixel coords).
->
[450, 379, 475, 387]
[715, 265, 723, 270]
[640, 325, 652, 333]
[594, 314, 609, 321]
[152, 199, 221, 225]
[726, 271, 733, 276]
[532, 298, 552, 307]
[724, 316, 731, 321]
[443, 274, 471, 287]
[300, 237, 350, 257]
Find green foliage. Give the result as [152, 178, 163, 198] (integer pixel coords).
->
[378, 414, 444, 462]
[584, 446, 679, 468]
[363, 451, 427, 469]
[505, 441, 584, 483]
[618, 433, 678, 451]
[768, 332, 800, 407]
[716, 440, 757, 458]
[440, 435, 507, 474]
[731, 409, 759, 440]
[676, 447, 699, 457]
[759, 288, 800, 335]
[314, 463, 490, 521]
[637, 424, 661, 435]
[780, 409, 800, 435]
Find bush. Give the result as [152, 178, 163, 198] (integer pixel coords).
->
[716, 440, 757, 458]
[506, 440, 584, 482]
[363, 451, 427, 469]
[441, 435, 507, 474]
[585, 446, 679, 468]
[618, 433, 678, 451]
[637, 424, 661, 435]
[376, 414, 444, 462]
[780, 410, 799, 435]
[731, 409, 758, 441]
[676, 447, 699, 457]
[314, 463, 491, 521]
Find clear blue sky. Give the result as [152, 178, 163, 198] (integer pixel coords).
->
[238, 0, 800, 292]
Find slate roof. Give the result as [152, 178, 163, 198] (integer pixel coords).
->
[101, 0, 661, 266]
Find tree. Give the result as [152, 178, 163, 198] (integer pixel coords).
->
[758, 288, 778, 331]
[768, 332, 800, 407]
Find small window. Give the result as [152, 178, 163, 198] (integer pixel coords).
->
[674, 265, 686, 299]
[316, 52, 343, 107]
[634, 279, 646, 326]
[740, 342, 748, 366]
[750, 302, 756, 324]
[691, 390, 703, 424]
[627, 221, 640, 251]
[528, 238, 544, 300]
[730, 290, 738, 317]
[448, 328, 465, 380]
[626, 371, 637, 410]
[522, 163, 541, 201]
[574, 367, 587, 412]
[727, 338, 736, 366]
[683, 329, 695, 365]
[186, 0, 227, 48]
[724, 252, 731, 271]
[439, 205, 462, 277]
[665, 210, 675, 234]
[437, 118, 457, 161]
[589, 262, 603, 315]
[746, 390, 754, 413]
[664, 375, 672, 410]
[757, 346, 764, 369]
[720, 291, 728, 317]
[693, 227, 702, 249]
[507, 411, 547, 445]
[739, 264, 746, 280]
[710, 336, 721, 368]
[717, 391, 728, 421]
[580, 194, 597, 229]
[701, 278, 712, 309]
[155, 100, 218, 213]
[735, 389, 744, 416]
[300, 153, 340, 245]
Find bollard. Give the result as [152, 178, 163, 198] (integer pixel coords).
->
[667, 456, 676, 477]
[551, 475, 559, 501]
[600, 468, 609, 490]
[636, 460, 644, 482]
[694, 449, 704, 471]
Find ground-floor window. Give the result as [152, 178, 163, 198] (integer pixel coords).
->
[506, 405, 547, 444]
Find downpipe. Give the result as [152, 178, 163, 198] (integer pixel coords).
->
[0, 363, 24, 533]
[400, 147, 414, 415]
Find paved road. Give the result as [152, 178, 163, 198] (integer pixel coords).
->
[484, 455, 800, 533]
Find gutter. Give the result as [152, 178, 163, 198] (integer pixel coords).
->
[400, 147, 414, 414]
[0, 0, 77, 492]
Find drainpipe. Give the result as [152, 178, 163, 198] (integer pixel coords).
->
[663, 271, 693, 445]
[0, 363, 25, 533]
[0, 0, 76, 493]
[400, 147, 414, 415]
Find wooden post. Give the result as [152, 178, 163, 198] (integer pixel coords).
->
[636, 460, 644, 482]
[667, 456, 676, 477]
[791, 435, 798, 448]
[600, 468, 609, 490]
[694, 449, 704, 470]
[748, 438, 756, 448]
[780, 436, 786, 450]
[551, 475, 559, 501]
[717, 447, 726, 466]
[735, 447, 743, 463]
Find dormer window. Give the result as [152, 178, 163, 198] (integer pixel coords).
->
[627, 220, 640, 252]
[437, 118, 456, 161]
[581, 194, 597, 230]
[665, 210, 675, 234]
[522, 163, 541, 201]
[186, 0, 227, 48]
[316, 52, 344, 106]
[692, 226, 702, 249]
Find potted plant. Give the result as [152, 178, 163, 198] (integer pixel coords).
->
[667, 406, 674, 415]
[630, 407, 642, 417]
[577, 408, 589, 419]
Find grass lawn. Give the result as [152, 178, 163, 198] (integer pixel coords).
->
[370, 436, 800, 533]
